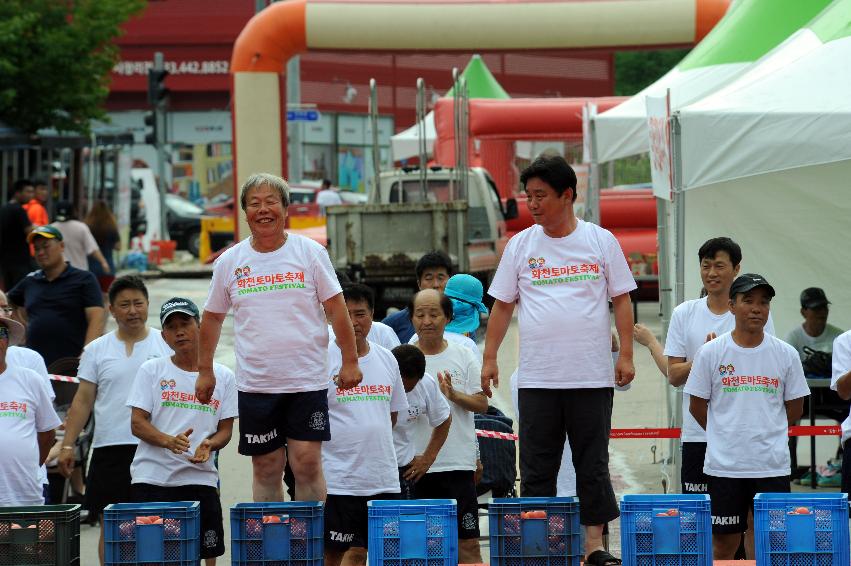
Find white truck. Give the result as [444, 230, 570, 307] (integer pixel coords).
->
[326, 167, 518, 315]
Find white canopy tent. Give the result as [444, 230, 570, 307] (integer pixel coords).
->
[592, 0, 832, 163]
[390, 111, 436, 161]
[671, 0, 851, 336]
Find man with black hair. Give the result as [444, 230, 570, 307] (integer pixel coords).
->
[665, 237, 776, 497]
[24, 179, 49, 227]
[785, 287, 843, 362]
[391, 344, 451, 499]
[686, 274, 808, 560]
[483, 154, 636, 566]
[58, 275, 171, 565]
[322, 283, 408, 566]
[8, 226, 105, 367]
[383, 251, 453, 343]
[329, 284, 400, 350]
[1, 179, 35, 290]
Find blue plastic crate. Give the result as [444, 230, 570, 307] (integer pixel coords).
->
[103, 501, 200, 565]
[231, 501, 324, 565]
[754, 492, 850, 566]
[367, 499, 457, 566]
[619, 494, 712, 566]
[488, 497, 582, 566]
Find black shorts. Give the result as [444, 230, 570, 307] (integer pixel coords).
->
[681, 442, 710, 494]
[708, 475, 790, 534]
[414, 470, 480, 539]
[518, 387, 618, 526]
[86, 444, 137, 518]
[131, 483, 225, 559]
[325, 493, 399, 550]
[398, 466, 416, 500]
[238, 389, 330, 455]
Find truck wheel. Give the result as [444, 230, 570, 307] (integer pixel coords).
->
[186, 230, 201, 258]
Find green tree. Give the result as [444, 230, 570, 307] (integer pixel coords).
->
[0, 0, 145, 135]
[614, 49, 690, 96]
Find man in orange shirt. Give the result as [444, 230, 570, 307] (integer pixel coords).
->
[24, 179, 49, 226]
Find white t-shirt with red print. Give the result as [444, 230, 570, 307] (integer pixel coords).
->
[204, 235, 342, 393]
[393, 372, 451, 467]
[127, 357, 238, 488]
[422, 342, 483, 472]
[488, 220, 636, 389]
[665, 297, 776, 443]
[830, 330, 851, 444]
[684, 332, 809, 478]
[323, 341, 408, 496]
[0, 366, 62, 505]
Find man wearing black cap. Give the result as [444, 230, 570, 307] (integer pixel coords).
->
[785, 287, 843, 362]
[128, 297, 237, 564]
[7, 225, 104, 367]
[685, 274, 810, 560]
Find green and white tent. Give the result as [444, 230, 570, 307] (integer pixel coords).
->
[671, 0, 851, 335]
[592, 0, 832, 163]
[390, 54, 509, 160]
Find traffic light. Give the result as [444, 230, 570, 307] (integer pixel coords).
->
[147, 69, 169, 106]
[144, 111, 157, 145]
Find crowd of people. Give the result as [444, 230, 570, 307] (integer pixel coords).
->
[1, 156, 850, 566]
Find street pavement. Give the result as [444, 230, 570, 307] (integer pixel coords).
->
[78, 276, 835, 563]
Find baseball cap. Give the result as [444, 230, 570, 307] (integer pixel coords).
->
[444, 274, 488, 335]
[54, 200, 73, 222]
[0, 316, 25, 346]
[160, 297, 200, 324]
[800, 287, 830, 309]
[27, 225, 63, 243]
[729, 273, 776, 299]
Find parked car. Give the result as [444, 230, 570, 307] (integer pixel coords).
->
[130, 186, 204, 257]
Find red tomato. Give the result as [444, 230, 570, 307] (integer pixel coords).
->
[524, 510, 547, 519]
[794, 507, 810, 515]
[667, 509, 679, 516]
[656, 513, 668, 517]
[263, 515, 282, 524]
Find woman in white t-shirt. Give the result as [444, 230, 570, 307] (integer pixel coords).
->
[410, 289, 487, 564]
[0, 315, 62, 506]
[197, 173, 361, 504]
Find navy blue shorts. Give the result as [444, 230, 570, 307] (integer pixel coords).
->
[237, 389, 330, 456]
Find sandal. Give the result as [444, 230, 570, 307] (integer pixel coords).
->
[585, 550, 622, 566]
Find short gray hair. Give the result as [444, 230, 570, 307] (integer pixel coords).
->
[239, 173, 290, 210]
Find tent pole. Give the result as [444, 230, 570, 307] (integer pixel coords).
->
[586, 118, 601, 224]
[670, 112, 686, 493]
[657, 195, 675, 490]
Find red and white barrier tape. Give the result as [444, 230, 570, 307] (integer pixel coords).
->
[50, 375, 79, 383]
[476, 426, 842, 441]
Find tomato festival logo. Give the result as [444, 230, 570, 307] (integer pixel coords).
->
[235, 268, 306, 295]
[160, 379, 177, 391]
[718, 364, 735, 377]
[161, 389, 221, 413]
[0, 401, 27, 419]
[718, 362, 780, 395]
[529, 259, 601, 286]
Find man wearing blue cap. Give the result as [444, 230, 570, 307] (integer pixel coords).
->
[444, 274, 489, 341]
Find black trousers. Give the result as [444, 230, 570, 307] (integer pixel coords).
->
[518, 387, 618, 526]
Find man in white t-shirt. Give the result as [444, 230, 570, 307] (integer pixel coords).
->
[390, 344, 452, 499]
[665, 237, 776, 496]
[58, 275, 172, 565]
[482, 155, 636, 566]
[197, 173, 360, 504]
[128, 298, 238, 565]
[0, 314, 61, 506]
[322, 284, 408, 566]
[830, 330, 851, 501]
[785, 287, 843, 362]
[685, 274, 809, 560]
[316, 179, 344, 216]
[411, 289, 488, 564]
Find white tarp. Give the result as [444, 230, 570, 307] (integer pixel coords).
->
[678, 31, 851, 189]
[390, 111, 436, 161]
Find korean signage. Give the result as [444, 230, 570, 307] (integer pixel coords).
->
[646, 93, 673, 201]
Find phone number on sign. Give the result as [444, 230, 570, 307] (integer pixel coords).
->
[113, 60, 229, 76]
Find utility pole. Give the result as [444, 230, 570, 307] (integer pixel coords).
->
[147, 52, 170, 240]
